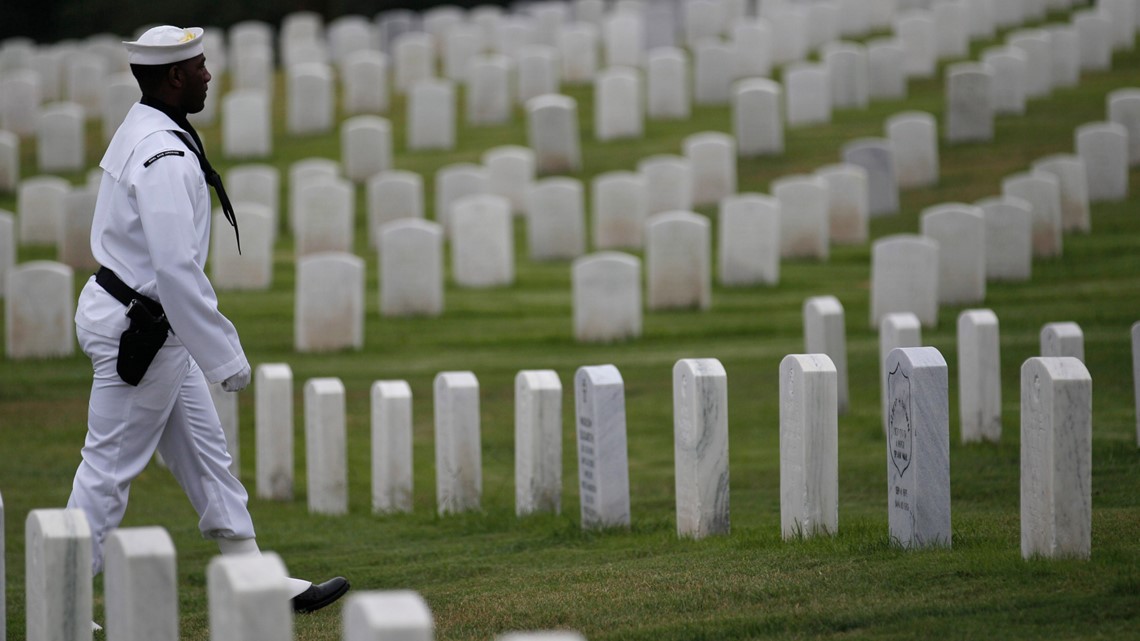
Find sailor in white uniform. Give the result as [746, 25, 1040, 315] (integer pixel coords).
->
[67, 25, 347, 615]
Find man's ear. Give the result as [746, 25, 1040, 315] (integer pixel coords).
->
[166, 63, 184, 89]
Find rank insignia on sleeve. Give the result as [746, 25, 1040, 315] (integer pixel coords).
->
[143, 149, 185, 167]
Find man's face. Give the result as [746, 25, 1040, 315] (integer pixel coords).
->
[175, 54, 211, 114]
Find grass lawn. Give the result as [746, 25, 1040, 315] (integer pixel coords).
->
[3, 7, 1140, 639]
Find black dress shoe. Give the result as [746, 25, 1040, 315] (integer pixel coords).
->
[292, 577, 350, 613]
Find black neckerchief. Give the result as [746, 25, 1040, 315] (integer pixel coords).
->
[140, 95, 240, 254]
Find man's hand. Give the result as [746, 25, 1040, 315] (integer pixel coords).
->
[222, 364, 251, 392]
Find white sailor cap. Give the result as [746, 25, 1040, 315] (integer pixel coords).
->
[123, 26, 205, 65]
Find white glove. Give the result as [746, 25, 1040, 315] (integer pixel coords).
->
[221, 364, 251, 392]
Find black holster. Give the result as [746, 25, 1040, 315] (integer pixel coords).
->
[117, 300, 171, 386]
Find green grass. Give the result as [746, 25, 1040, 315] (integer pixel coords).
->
[4, 8, 1140, 639]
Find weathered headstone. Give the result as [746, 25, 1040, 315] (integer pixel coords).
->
[718, 193, 780, 287]
[1008, 30, 1052, 99]
[226, 164, 279, 240]
[6, 260, 74, 359]
[104, 527, 177, 641]
[25, 509, 92, 641]
[638, 155, 693, 216]
[255, 363, 293, 501]
[452, 194, 514, 288]
[784, 63, 831, 127]
[1002, 172, 1063, 258]
[18, 175, 68, 246]
[945, 63, 993, 143]
[780, 353, 838, 539]
[1031, 155, 1090, 233]
[435, 163, 489, 234]
[380, 219, 444, 317]
[733, 78, 783, 157]
[526, 95, 581, 174]
[222, 91, 272, 159]
[958, 309, 1002, 443]
[434, 371, 482, 515]
[824, 42, 869, 110]
[341, 115, 392, 184]
[870, 234, 940, 328]
[305, 377, 348, 515]
[842, 138, 898, 216]
[592, 172, 646, 249]
[895, 11, 937, 78]
[867, 38, 907, 100]
[211, 205, 272, 291]
[294, 252, 365, 352]
[981, 46, 1027, 116]
[975, 196, 1032, 282]
[483, 146, 535, 215]
[573, 252, 642, 342]
[407, 80, 456, 151]
[1020, 357, 1092, 559]
[466, 55, 512, 126]
[772, 175, 829, 261]
[343, 591, 434, 641]
[1074, 11, 1112, 72]
[684, 132, 735, 208]
[343, 50, 390, 115]
[372, 380, 414, 513]
[1040, 322, 1084, 362]
[368, 170, 423, 248]
[1075, 122, 1129, 203]
[804, 296, 849, 414]
[559, 23, 600, 85]
[815, 163, 869, 245]
[37, 102, 85, 173]
[595, 66, 644, 141]
[295, 178, 354, 257]
[885, 347, 951, 549]
[886, 111, 939, 189]
[693, 40, 733, 106]
[286, 63, 334, 135]
[880, 312, 922, 430]
[674, 358, 730, 538]
[920, 204, 986, 307]
[527, 177, 586, 261]
[516, 370, 563, 515]
[645, 211, 711, 310]
[574, 365, 631, 529]
[207, 553, 292, 641]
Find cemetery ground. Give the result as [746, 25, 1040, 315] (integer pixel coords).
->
[4, 17, 1140, 641]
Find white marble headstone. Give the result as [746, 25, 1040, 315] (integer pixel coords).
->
[368, 170, 423, 247]
[26, 509, 91, 640]
[207, 380, 240, 477]
[58, 186, 96, 270]
[693, 40, 734, 106]
[222, 91, 272, 159]
[603, 12, 645, 69]
[36, 102, 85, 173]
[436, 163, 490, 234]
[380, 219, 444, 317]
[6, 260, 74, 359]
[294, 252, 365, 352]
[1074, 11, 1112, 72]
[674, 358, 730, 539]
[255, 363, 293, 501]
[920, 203, 986, 305]
[731, 20, 773, 80]
[885, 347, 951, 549]
[408, 80, 456, 151]
[803, 296, 849, 414]
[573, 252, 642, 343]
[842, 138, 898, 217]
[780, 354, 838, 539]
[1008, 30, 1052, 99]
[574, 365, 631, 529]
[894, 11, 937, 78]
[879, 312, 922, 431]
[372, 380, 414, 513]
[342, 115, 392, 184]
[104, 527, 177, 641]
[517, 46, 561, 105]
[1031, 155, 1090, 234]
[226, 164, 280, 241]
[295, 178, 354, 257]
[286, 63, 334, 135]
[595, 66, 644, 140]
[1001, 172, 1063, 258]
[870, 234, 940, 329]
[772, 175, 829, 261]
[1040, 322, 1084, 362]
[958, 309, 1002, 444]
[645, 211, 711, 310]
[0, 212, 13, 300]
[733, 78, 783, 157]
[211, 205, 272, 291]
[1075, 122, 1129, 203]
[451, 194, 514, 288]
[1107, 89, 1140, 162]
[886, 111, 939, 190]
[516, 370, 563, 515]
[17, 175, 68, 246]
[1020, 357, 1092, 559]
[981, 46, 1027, 116]
[975, 197, 1032, 282]
[1133, 321, 1140, 447]
[483, 146, 535, 215]
[824, 42, 869, 111]
[288, 157, 340, 234]
[342, 50, 390, 115]
[718, 193, 780, 287]
[684, 132, 736, 208]
[207, 553, 292, 641]
[393, 32, 436, 93]
[814, 163, 869, 245]
[1046, 25, 1079, 90]
[638, 155, 693, 216]
[304, 377, 348, 515]
[784, 63, 831, 127]
[526, 94, 581, 174]
[945, 63, 993, 143]
[466, 54, 512, 127]
[343, 591, 434, 641]
[527, 177, 586, 261]
[591, 171, 647, 249]
[867, 38, 907, 101]
[559, 23, 600, 85]
[434, 371, 482, 515]
[0, 132, 18, 194]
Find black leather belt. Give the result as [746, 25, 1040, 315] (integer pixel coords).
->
[95, 266, 166, 320]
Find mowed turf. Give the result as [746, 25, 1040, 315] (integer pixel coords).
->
[3, 8, 1140, 640]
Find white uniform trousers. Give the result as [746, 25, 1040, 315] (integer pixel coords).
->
[67, 326, 255, 574]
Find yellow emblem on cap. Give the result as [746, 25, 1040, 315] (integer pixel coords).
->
[179, 30, 197, 42]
